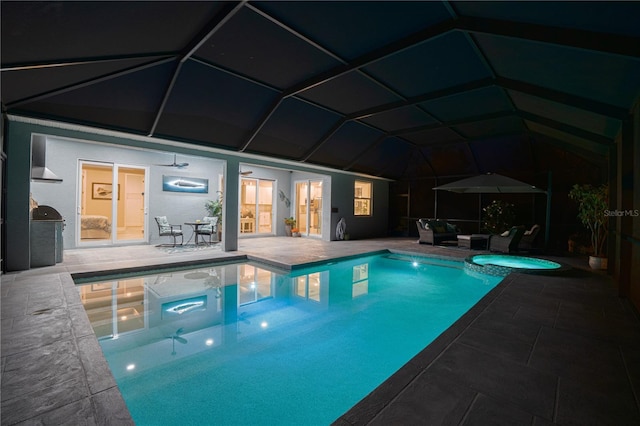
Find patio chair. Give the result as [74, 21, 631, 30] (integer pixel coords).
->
[195, 216, 219, 244]
[519, 224, 541, 251]
[154, 216, 183, 246]
[488, 226, 525, 253]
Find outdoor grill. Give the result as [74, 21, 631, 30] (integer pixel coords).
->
[31, 205, 65, 267]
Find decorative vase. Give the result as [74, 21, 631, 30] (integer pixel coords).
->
[588, 256, 607, 270]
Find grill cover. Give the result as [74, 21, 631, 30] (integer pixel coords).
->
[32, 205, 63, 220]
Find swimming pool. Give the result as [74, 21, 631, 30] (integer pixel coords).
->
[77, 253, 502, 425]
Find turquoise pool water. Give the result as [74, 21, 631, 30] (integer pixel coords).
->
[77, 253, 502, 425]
[471, 254, 561, 269]
[464, 254, 564, 277]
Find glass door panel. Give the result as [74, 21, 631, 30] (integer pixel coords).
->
[296, 182, 308, 234]
[80, 162, 114, 243]
[240, 178, 273, 235]
[116, 167, 146, 242]
[309, 181, 322, 236]
[257, 180, 273, 233]
[240, 179, 257, 234]
[296, 180, 322, 237]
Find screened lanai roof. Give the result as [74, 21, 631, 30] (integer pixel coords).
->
[2, 1, 639, 183]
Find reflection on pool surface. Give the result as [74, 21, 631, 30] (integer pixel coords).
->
[76, 253, 502, 425]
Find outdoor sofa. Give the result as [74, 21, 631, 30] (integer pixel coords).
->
[416, 218, 460, 245]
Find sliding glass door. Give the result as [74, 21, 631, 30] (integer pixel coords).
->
[240, 178, 273, 235]
[78, 161, 148, 245]
[295, 180, 322, 237]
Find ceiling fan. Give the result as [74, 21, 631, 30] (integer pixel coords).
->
[156, 154, 189, 168]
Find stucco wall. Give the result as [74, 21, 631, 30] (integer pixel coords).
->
[5, 118, 390, 271]
[30, 136, 225, 248]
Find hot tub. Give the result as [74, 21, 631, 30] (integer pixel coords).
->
[465, 254, 565, 276]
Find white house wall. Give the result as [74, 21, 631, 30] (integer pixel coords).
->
[30, 136, 225, 248]
[5, 118, 390, 271]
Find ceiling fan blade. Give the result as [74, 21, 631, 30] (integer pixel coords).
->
[155, 154, 188, 168]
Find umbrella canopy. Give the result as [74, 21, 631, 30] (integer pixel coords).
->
[433, 173, 546, 194]
[432, 173, 550, 246]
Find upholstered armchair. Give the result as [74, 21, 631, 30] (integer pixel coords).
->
[154, 216, 183, 246]
[519, 224, 541, 251]
[488, 226, 525, 253]
[196, 216, 219, 244]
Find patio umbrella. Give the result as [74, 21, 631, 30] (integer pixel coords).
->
[432, 173, 546, 194]
[433, 173, 549, 245]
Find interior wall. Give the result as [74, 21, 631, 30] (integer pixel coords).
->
[83, 166, 113, 217]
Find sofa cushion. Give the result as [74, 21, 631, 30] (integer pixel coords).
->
[156, 216, 170, 233]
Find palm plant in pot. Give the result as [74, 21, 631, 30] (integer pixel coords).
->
[568, 184, 608, 269]
[204, 192, 223, 241]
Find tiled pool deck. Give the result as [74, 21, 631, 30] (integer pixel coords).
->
[1, 237, 639, 425]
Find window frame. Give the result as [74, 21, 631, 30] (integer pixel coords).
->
[354, 180, 372, 216]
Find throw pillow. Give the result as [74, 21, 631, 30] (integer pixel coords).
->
[501, 230, 510, 237]
[434, 225, 446, 233]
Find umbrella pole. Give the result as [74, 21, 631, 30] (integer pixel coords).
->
[545, 171, 552, 248]
[478, 193, 482, 232]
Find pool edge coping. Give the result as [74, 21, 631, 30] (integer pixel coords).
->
[332, 272, 517, 425]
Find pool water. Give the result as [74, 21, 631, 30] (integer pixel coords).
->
[464, 255, 564, 277]
[471, 255, 561, 269]
[77, 253, 502, 425]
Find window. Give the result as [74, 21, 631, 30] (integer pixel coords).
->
[354, 181, 372, 216]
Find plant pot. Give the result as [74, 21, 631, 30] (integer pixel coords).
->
[285, 225, 292, 237]
[588, 255, 608, 270]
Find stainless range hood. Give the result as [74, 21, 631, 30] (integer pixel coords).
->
[31, 135, 62, 183]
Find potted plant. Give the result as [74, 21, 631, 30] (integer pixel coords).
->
[284, 217, 296, 236]
[205, 192, 223, 240]
[291, 227, 301, 237]
[482, 200, 516, 234]
[568, 183, 608, 269]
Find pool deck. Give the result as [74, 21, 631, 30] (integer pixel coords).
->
[2, 237, 639, 425]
